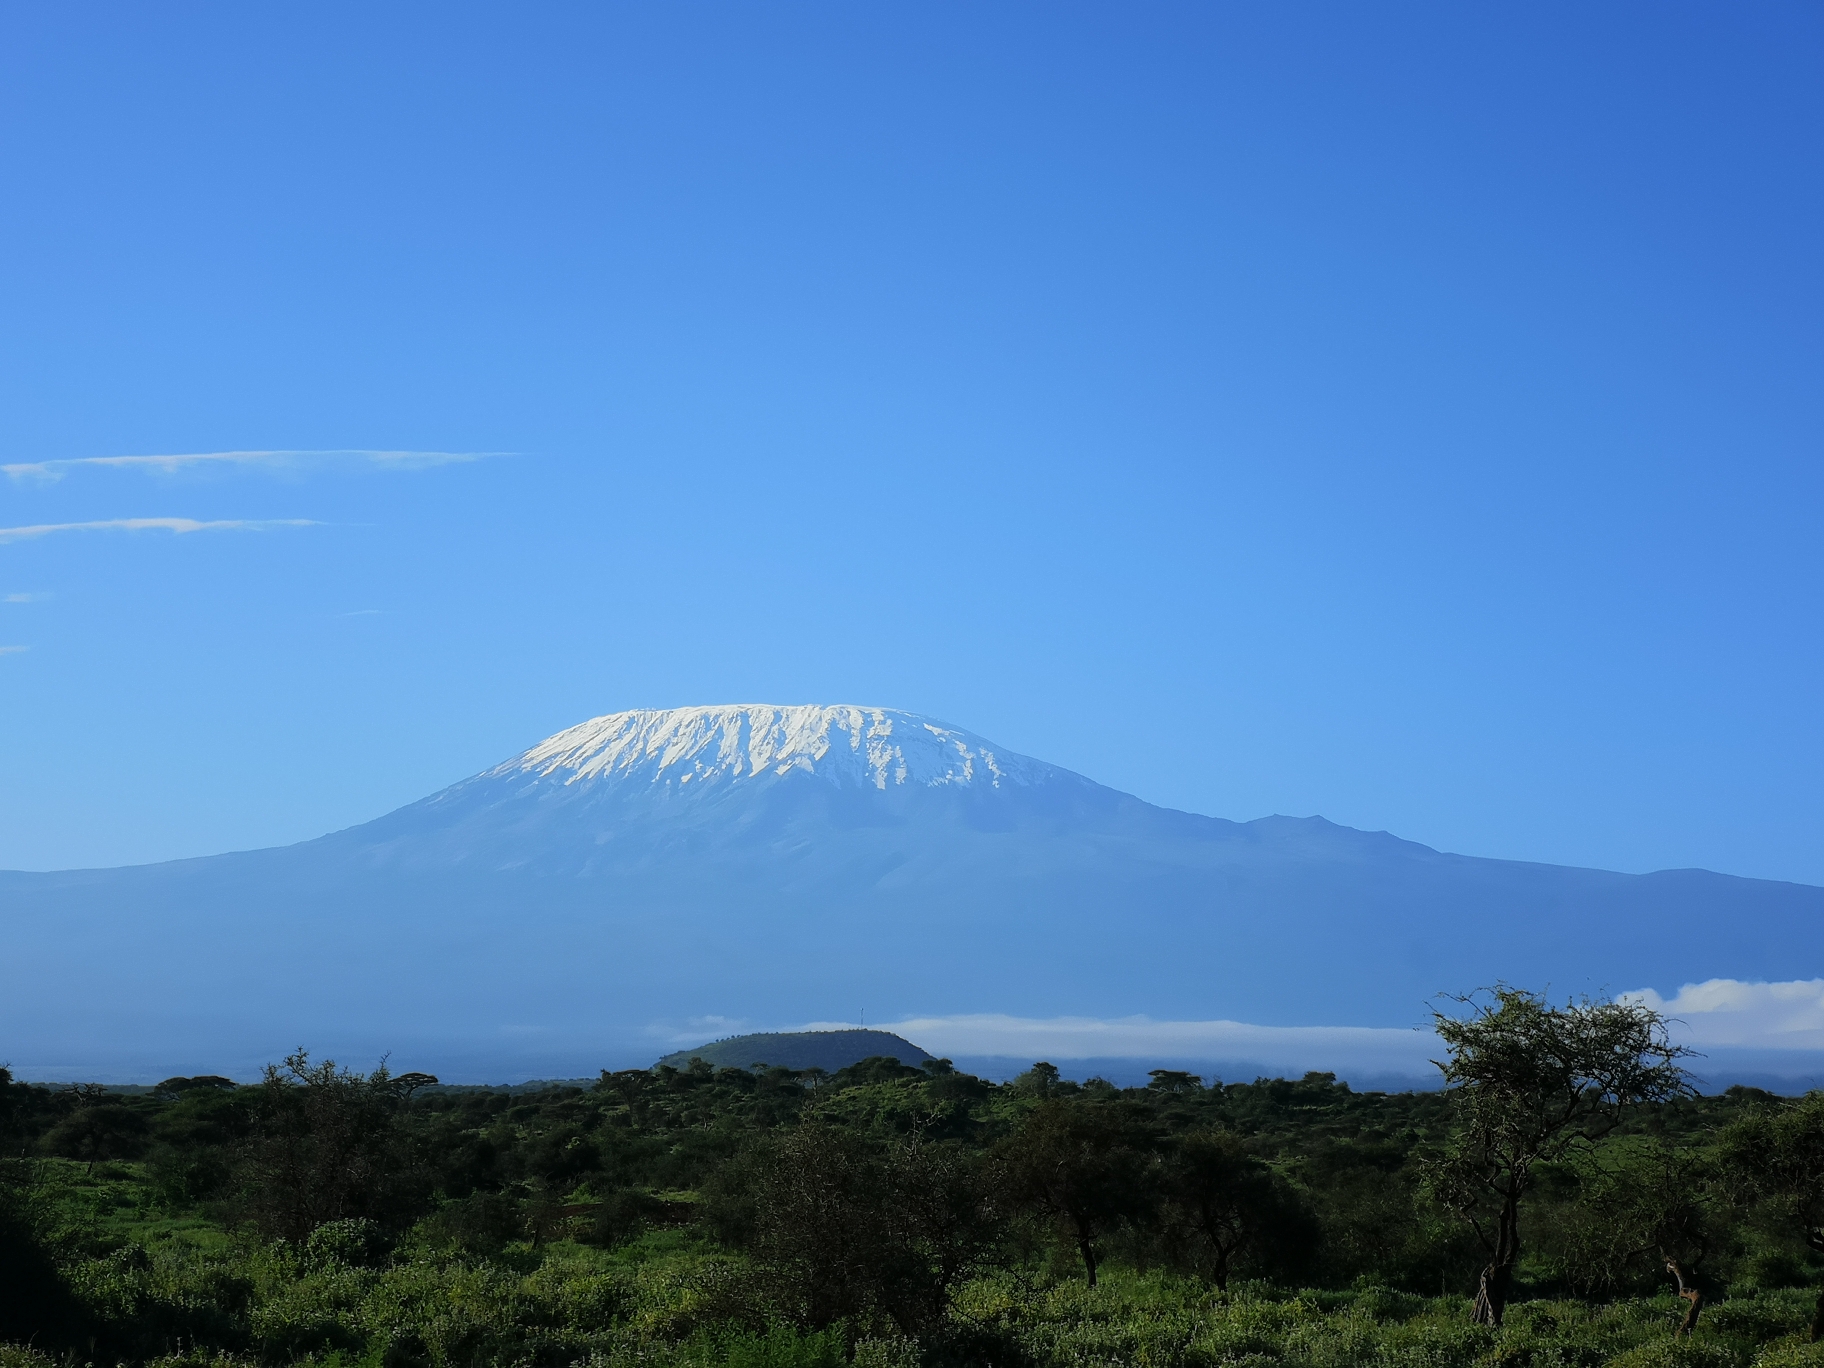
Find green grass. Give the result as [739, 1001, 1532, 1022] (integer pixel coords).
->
[952, 1268, 1822, 1368]
[8, 1237, 1824, 1367]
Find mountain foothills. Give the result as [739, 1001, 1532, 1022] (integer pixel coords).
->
[653, 1030, 935, 1074]
[3, 704, 1820, 1078]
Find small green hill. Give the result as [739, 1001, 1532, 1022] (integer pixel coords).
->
[654, 1028, 933, 1073]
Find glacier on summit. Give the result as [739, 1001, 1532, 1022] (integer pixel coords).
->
[372, 705, 1101, 876]
[501, 705, 1042, 793]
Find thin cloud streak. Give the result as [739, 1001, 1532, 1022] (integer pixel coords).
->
[4, 592, 46, 603]
[0, 645, 29, 655]
[1, 449, 505, 481]
[0, 518, 318, 544]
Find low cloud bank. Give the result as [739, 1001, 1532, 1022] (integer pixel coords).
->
[1625, 978, 1824, 1050]
[805, 1014, 1440, 1077]
[783, 980, 1824, 1089]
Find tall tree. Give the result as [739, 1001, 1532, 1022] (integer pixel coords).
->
[1564, 1141, 1719, 1333]
[1424, 987, 1691, 1325]
[708, 1122, 1003, 1336]
[237, 1050, 432, 1243]
[998, 1100, 1156, 1285]
[41, 1100, 150, 1173]
[1159, 1128, 1312, 1289]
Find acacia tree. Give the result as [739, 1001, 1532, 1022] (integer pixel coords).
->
[877, 1134, 1007, 1336]
[999, 1099, 1156, 1286]
[1424, 988, 1691, 1325]
[238, 1050, 435, 1243]
[710, 1122, 1004, 1336]
[1719, 1091, 1824, 1342]
[1160, 1128, 1311, 1289]
[41, 1099, 149, 1174]
[1565, 1141, 1719, 1334]
[723, 1123, 890, 1328]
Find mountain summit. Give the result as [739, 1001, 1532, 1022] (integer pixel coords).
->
[347, 705, 1103, 876]
[3, 703, 1820, 1079]
[499, 705, 1050, 794]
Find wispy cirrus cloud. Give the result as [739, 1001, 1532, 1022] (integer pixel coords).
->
[2, 449, 504, 482]
[4, 592, 47, 603]
[0, 645, 29, 656]
[0, 518, 318, 544]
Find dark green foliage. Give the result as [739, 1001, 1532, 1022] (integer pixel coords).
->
[0, 1157, 84, 1351]
[998, 1099, 1158, 1285]
[1156, 1127, 1316, 1288]
[1425, 988, 1695, 1325]
[302, 1217, 390, 1270]
[40, 1101, 150, 1171]
[235, 1050, 430, 1243]
[1720, 1090, 1824, 1339]
[150, 1077, 237, 1101]
[8, 1002, 1824, 1366]
[654, 1030, 932, 1073]
[416, 1189, 526, 1253]
[706, 1122, 1003, 1337]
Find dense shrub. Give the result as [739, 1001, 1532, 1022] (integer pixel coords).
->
[4, 1044, 1824, 1366]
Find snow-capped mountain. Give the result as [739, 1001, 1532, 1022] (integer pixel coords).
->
[501, 705, 1048, 794]
[344, 705, 1116, 877]
[3, 703, 1821, 1081]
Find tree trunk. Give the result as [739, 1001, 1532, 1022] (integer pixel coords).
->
[1808, 1232, 1824, 1342]
[1471, 1262, 1512, 1326]
[1079, 1236, 1098, 1287]
[1074, 1218, 1099, 1287]
[1472, 1190, 1522, 1326]
[1666, 1260, 1703, 1337]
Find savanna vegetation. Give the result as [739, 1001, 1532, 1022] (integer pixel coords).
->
[3, 988, 1823, 1368]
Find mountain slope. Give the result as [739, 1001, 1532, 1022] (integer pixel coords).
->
[3, 704, 1819, 1080]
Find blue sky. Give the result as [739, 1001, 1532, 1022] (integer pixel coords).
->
[2, 3, 1820, 883]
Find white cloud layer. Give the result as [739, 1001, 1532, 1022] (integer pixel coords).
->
[0, 517, 317, 544]
[801, 1014, 1441, 1075]
[1624, 979, 1824, 1050]
[2, 449, 501, 481]
[650, 983, 1824, 1079]
[769, 981, 1824, 1072]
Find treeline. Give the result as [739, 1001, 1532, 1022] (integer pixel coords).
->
[1, 990, 1822, 1367]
